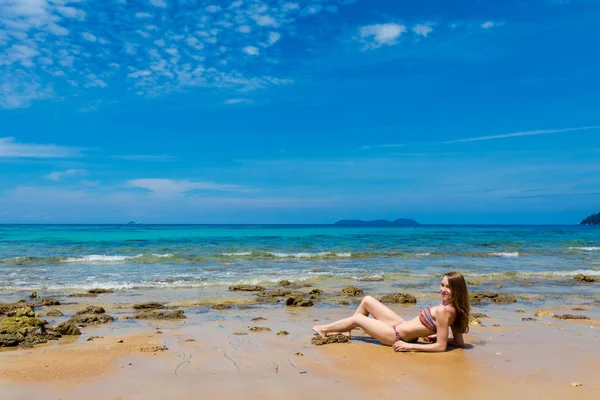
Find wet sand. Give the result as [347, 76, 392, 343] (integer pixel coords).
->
[1, 300, 600, 400]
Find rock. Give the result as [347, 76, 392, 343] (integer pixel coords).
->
[339, 300, 350, 306]
[471, 313, 489, 319]
[256, 290, 292, 297]
[311, 335, 349, 345]
[7, 305, 35, 318]
[211, 303, 232, 310]
[572, 307, 585, 311]
[294, 352, 304, 356]
[229, 285, 265, 292]
[76, 306, 106, 315]
[56, 322, 81, 335]
[0, 302, 34, 317]
[46, 309, 64, 317]
[29, 291, 38, 299]
[88, 288, 114, 294]
[285, 294, 314, 307]
[139, 345, 168, 352]
[553, 314, 590, 320]
[516, 310, 526, 313]
[522, 318, 537, 322]
[357, 277, 384, 282]
[87, 336, 103, 341]
[470, 292, 517, 305]
[309, 289, 323, 296]
[379, 293, 417, 304]
[69, 293, 97, 298]
[277, 331, 289, 336]
[134, 310, 186, 320]
[467, 280, 483, 285]
[574, 274, 596, 283]
[0, 334, 19, 347]
[233, 332, 248, 336]
[251, 317, 267, 321]
[249, 326, 271, 332]
[279, 280, 292, 287]
[534, 310, 554, 317]
[340, 286, 364, 297]
[133, 302, 165, 310]
[495, 285, 503, 289]
[0, 316, 51, 347]
[254, 297, 281, 304]
[69, 314, 114, 326]
[36, 298, 61, 307]
[570, 382, 583, 387]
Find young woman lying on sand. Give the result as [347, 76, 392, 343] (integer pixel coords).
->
[312, 271, 470, 352]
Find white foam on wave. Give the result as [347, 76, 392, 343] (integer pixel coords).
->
[267, 251, 351, 259]
[416, 252, 431, 257]
[489, 252, 519, 257]
[568, 246, 600, 251]
[221, 252, 252, 256]
[61, 253, 173, 263]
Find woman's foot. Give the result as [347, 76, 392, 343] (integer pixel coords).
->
[312, 325, 327, 338]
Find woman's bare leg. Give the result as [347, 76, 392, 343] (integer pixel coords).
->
[354, 295, 404, 325]
[313, 314, 397, 345]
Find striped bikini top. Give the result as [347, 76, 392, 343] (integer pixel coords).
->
[419, 307, 437, 333]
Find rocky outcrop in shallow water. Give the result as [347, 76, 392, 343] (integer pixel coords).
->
[36, 297, 61, 307]
[553, 314, 590, 320]
[133, 302, 165, 310]
[378, 293, 417, 304]
[574, 274, 596, 283]
[285, 294, 314, 307]
[341, 286, 364, 296]
[229, 285, 265, 292]
[88, 288, 115, 294]
[133, 309, 186, 320]
[470, 292, 517, 305]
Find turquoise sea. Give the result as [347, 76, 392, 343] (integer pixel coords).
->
[1, 224, 599, 304]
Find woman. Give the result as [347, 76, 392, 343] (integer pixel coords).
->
[312, 271, 470, 352]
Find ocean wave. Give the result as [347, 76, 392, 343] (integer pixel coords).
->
[488, 252, 519, 257]
[568, 246, 600, 251]
[61, 254, 174, 263]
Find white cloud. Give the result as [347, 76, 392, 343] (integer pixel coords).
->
[0, 137, 83, 158]
[444, 126, 600, 144]
[127, 70, 152, 78]
[268, 31, 281, 45]
[412, 23, 434, 38]
[45, 169, 88, 181]
[359, 23, 406, 49]
[481, 21, 496, 29]
[135, 12, 153, 19]
[81, 32, 97, 42]
[243, 46, 260, 55]
[255, 15, 278, 27]
[224, 98, 252, 105]
[206, 5, 221, 13]
[149, 0, 167, 8]
[238, 25, 252, 33]
[46, 23, 70, 36]
[128, 179, 245, 196]
[56, 6, 78, 18]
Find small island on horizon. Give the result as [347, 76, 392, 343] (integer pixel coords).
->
[580, 212, 600, 225]
[334, 218, 420, 227]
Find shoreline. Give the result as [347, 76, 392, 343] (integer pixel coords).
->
[2, 291, 600, 399]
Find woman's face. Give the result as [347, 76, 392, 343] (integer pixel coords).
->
[440, 276, 453, 300]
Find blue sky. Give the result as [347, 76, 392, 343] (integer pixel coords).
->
[1, 0, 599, 224]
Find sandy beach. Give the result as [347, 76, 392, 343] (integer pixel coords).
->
[2, 288, 599, 400]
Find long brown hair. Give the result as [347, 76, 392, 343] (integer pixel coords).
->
[445, 271, 470, 333]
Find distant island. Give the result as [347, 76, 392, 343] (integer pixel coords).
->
[580, 212, 600, 225]
[334, 218, 420, 227]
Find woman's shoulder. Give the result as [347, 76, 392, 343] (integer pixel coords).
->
[434, 304, 457, 318]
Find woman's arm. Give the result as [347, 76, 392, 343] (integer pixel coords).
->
[392, 308, 453, 353]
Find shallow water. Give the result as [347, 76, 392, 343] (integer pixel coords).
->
[1, 224, 598, 304]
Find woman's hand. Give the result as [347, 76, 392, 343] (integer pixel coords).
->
[423, 334, 437, 343]
[392, 340, 413, 352]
